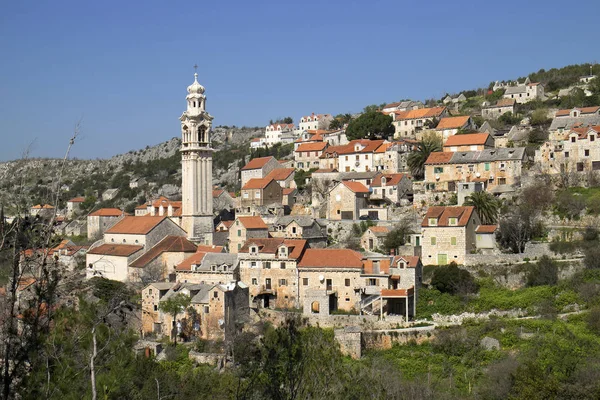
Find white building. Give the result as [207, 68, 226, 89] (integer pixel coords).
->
[265, 123, 295, 146]
[297, 113, 333, 133]
[502, 78, 544, 104]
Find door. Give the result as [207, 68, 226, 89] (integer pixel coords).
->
[326, 279, 332, 291]
[265, 278, 271, 290]
[415, 236, 420, 246]
[369, 239, 374, 250]
[437, 254, 448, 265]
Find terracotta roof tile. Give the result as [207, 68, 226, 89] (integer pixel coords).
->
[242, 156, 276, 171]
[282, 188, 296, 195]
[444, 133, 491, 147]
[381, 287, 414, 297]
[87, 244, 143, 257]
[476, 225, 498, 233]
[242, 178, 275, 190]
[239, 238, 307, 259]
[371, 173, 407, 187]
[422, 206, 475, 227]
[195, 245, 225, 253]
[89, 208, 124, 217]
[176, 252, 207, 271]
[556, 106, 600, 117]
[369, 226, 391, 234]
[297, 249, 363, 268]
[436, 116, 471, 130]
[362, 258, 391, 274]
[265, 168, 295, 181]
[295, 142, 328, 152]
[425, 152, 454, 164]
[393, 106, 446, 120]
[342, 181, 370, 193]
[105, 216, 167, 234]
[68, 197, 85, 203]
[392, 255, 421, 268]
[129, 236, 196, 268]
[237, 216, 268, 230]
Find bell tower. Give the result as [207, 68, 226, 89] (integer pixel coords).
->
[180, 67, 214, 244]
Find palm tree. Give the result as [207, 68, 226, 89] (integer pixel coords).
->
[464, 191, 500, 225]
[407, 138, 441, 180]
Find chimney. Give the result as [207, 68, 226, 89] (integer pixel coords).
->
[390, 248, 396, 256]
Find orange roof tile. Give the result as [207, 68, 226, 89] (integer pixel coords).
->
[282, 188, 296, 195]
[242, 156, 276, 171]
[265, 168, 295, 181]
[242, 178, 276, 190]
[237, 216, 268, 230]
[436, 116, 471, 130]
[105, 216, 167, 234]
[68, 197, 85, 203]
[381, 287, 414, 297]
[295, 142, 328, 152]
[476, 225, 498, 233]
[374, 142, 393, 153]
[556, 106, 600, 117]
[422, 206, 475, 227]
[369, 226, 391, 234]
[240, 238, 307, 259]
[216, 220, 234, 230]
[393, 106, 446, 120]
[176, 251, 207, 271]
[298, 249, 363, 268]
[150, 196, 181, 209]
[342, 181, 370, 193]
[89, 208, 124, 217]
[31, 204, 54, 209]
[87, 244, 143, 257]
[371, 173, 407, 187]
[129, 236, 196, 268]
[392, 255, 421, 268]
[362, 258, 391, 274]
[425, 152, 453, 165]
[196, 245, 225, 253]
[443, 133, 491, 147]
[494, 98, 516, 107]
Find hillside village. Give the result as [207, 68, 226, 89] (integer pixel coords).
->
[5, 62, 600, 398]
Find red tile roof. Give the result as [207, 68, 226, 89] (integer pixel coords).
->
[555, 106, 600, 117]
[239, 238, 307, 259]
[392, 255, 421, 268]
[89, 208, 124, 217]
[237, 216, 268, 230]
[436, 116, 471, 130]
[363, 258, 391, 274]
[282, 188, 296, 195]
[342, 181, 370, 193]
[242, 178, 275, 190]
[494, 98, 516, 107]
[242, 156, 276, 171]
[31, 204, 54, 209]
[295, 142, 328, 152]
[176, 251, 207, 271]
[298, 249, 363, 268]
[393, 106, 446, 120]
[369, 226, 391, 234]
[213, 189, 225, 197]
[371, 173, 407, 187]
[381, 287, 414, 297]
[265, 168, 295, 181]
[68, 197, 85, 203]
[87, 244, 143, 257]
[105, 216, 167, 235]
[425, 152, 453, 165]
[444, 133, 491, 147]
[476, 225, 498, 233]
[196, 245, 224, 253]
[150, 196, 182, 209]
[129, 236, 196, 268]
[422, 206, 475, 227]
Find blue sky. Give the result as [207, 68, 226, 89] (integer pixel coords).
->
[0, 0, 598, 161]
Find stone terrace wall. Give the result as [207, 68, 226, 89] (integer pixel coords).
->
[464, 242, 580, 266]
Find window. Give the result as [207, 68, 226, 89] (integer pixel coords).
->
[292, 227, 297, 234]
[204, 306, 209, 313]
[500, 163, 506, 170]
[237, 230, 241, 237]
[565, 152, 569, 158]
[345, 156, 349, 161]
[237, 243, 241, 250]
[368, 278, 377, 286]
[585, 149, 590, 157]
[243, 192, 249, 198]
[280, 262, 286, 269]
[449, 217, 457, 226]
[431, 237, 437, 245]
[365, 154, 369, 160]
[355, 155, 359, 161]
[571, 137, 576, 143]
[303, 278, 309, 286]
[153, 305, 158, 311]
[434, 167, 444, 174]
[264, 262, 271, 269]
[252, 278, 257, 285]
[484, 162, 490, 171]
[345, 278, 350, 287]
[346, 298, 350, 302]
[468, 165, 474, 172]
[591, 135, 596, 142]
[213, 291, 218, 298]
[279, 279, 287, 286]
[428, 218, 437, 226]
[451, 237, 457, 245]
[250, 261, 257, 268]
[149, 289, 153, 295]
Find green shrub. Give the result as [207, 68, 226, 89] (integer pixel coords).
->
[431, 263, 479, 295]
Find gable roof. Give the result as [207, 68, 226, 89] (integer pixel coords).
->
[392, 106, 446, 121]
[392, 255, 421, 268]
[444, 133, 491, 147]
[295, 142, 328, 152]
[265, 168, 295, 181]
[239, 238, 307, 259]
[436, 116, 471, 130]
[242, 156, 276, 171]
[68, 197, 85, 203]
[129, 236, 196, 268]
[105, 216, 167, 235]
[371, 173, 407, 187]
[87, 244, 143, 257]
[237, 216, 268, 230]
[176, 252, 207, 271]
[150, 196, 181, 209]
[475, 225, 498, 234]
[555, 106, 600, 117]
[242, 178, 276, 190]
[89, 208, 124, 217]
[425, 152, 454, 164]
[297, 249, 363, 268]
[341, 181, 370, 193]
[422, 206, 475, 227]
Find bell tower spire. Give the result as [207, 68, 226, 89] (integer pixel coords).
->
[180, 67, 214, 244]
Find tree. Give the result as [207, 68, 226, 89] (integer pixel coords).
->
[464, 191, 500, 225]
[498, 111, 521, 126]
[526, 255, 558, 287]
[407, 137, 442, 180]
[431, 263, 479, 296]
[383, 217, 414, 253]
[530, 108, 550, 126]
[345, 111, 394, 140]
[159, 293, 191, 343]
[282, 116, 293, 124]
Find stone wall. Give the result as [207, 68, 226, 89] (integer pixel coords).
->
[362, 327, 434, 351]
[334, 327, 362, 359]
[464, 242, 580, 267]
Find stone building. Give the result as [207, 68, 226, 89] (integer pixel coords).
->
[481, 98, 515, 119]
[297, 249, 364, 314]
[238, 238, 307, 309]
[270, 215, 327, 248]
[212, 189, 236, 211]
[128, 235, 197, 281]
[297, 113, 333, 133]
[176, 252, 239, 284]
[502, 79, 544, 104]
[327, 181, 369, 220]
[369, 173, 412, 205]
[294, 142, 328, 171]
[241, 156, 281, 188]
[66, 196, 85, 218]
[549, 106, 600, 140]
[240, 178, 283, 209]
[360, 226, 390, 251]
[443, 133, 495, 152]
[434, 116, 476, 141]
[265, 123, 295, 146]
[381, 100, 423, 113]
[535, 125, 600, 174]
[228, 216, 269, 253]
[87, 208, 126, 240]
[264, 168, 296, 189]
[389, 106, 448, 138]
[420, 206, 480, 265]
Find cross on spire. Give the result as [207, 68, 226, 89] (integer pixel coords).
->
[194, 64, 198, 73]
